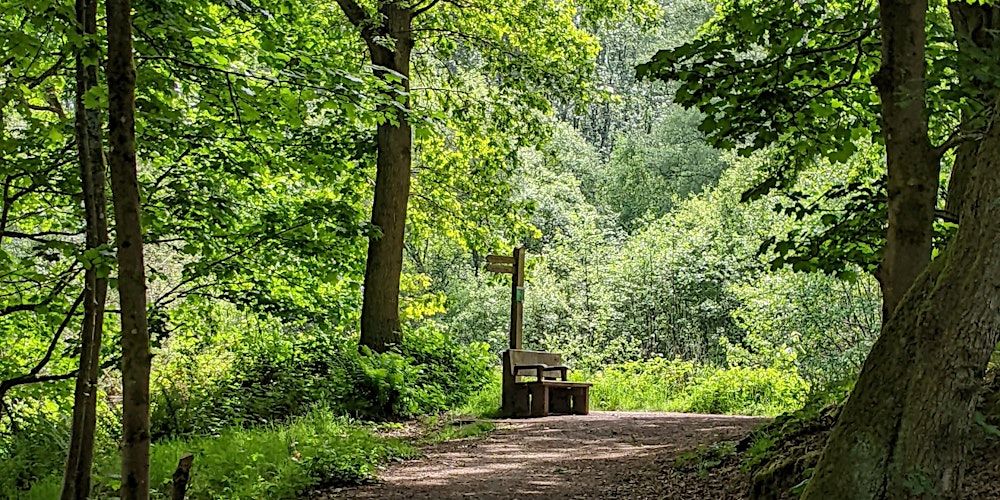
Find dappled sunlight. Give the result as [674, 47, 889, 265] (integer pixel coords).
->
[323, 412, 767, 499]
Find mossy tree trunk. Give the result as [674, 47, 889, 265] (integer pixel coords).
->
[804, 3, 1000, 496]
[803, 108, 1000, 499]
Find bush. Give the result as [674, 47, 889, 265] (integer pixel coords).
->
[21, 409, 416, 499]
[583, 358, 697, 411]
[452, 370, 502, 418]
[571, 359, 808, 416]
[0, 411, 71, 493]
[150, 323, 493, 438]
[683, 366, 810, 416]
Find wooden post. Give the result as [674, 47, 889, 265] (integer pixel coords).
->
[171, 453, 194, 500]
[509, 247, 525, 350]
[488, 247, 526, 417]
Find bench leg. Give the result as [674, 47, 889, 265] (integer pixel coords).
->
[529, 384, 549, 417]
[550, 388, 572, 414]
[512, 385, 531, 417]
[571, 387, 589, 415]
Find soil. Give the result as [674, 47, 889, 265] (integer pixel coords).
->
[314, 411, 767, 499]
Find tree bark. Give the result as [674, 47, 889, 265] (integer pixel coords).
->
[336, 0, 415, 353]
[106, 0, 151, 497]
[802, 4, 1000, 497]
[804, 105, 1000, 500]
[873, 0, 937, 322]
[944, 2, 1000, 220]
[62, 0, 110, 496]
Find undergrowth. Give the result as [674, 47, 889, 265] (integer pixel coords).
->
[15, 409, 417, 499]
[458, 358, 810, 419]
[582, 358, 809, 416]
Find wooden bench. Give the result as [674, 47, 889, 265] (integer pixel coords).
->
[501, 349, 591, 418]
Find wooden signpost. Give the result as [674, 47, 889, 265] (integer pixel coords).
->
[486, 247, 525, 350]
[488, 247, 592, 417]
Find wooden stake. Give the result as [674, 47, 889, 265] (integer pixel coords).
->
[509, 247, 525, 350]
[171, 453, 194, 500]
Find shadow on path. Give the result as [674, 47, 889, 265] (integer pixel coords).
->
[315, 411, 766, 499]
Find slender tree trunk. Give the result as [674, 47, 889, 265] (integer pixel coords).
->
[945, 1, 1000, 221]
[873, 0, 937, 322]
[106, 0, 151, 497]
[356, 2, 413, 353]
[62, 0, 110, 496]
[803, 104, 1000, 500]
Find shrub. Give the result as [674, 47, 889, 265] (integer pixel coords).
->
[452, 370, 502, 418]
[584, 358, 697, 411]
[683, 366, 810, 416]
[22, 409, 416, 499]
[150, 323, 493, 438]
[568, 359, 808, 416]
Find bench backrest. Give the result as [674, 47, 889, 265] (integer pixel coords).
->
[504, 349, 563, 376]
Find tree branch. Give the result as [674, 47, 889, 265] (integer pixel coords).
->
[335, 0, 376, 43]
[0, 291, 84, 403]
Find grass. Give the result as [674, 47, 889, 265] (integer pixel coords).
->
[452, 370, 502, 418]
[10, 359, 805, 498]
[421, 419, 496, 444]
[17, 409, 418, 500]
[457, 359, 810, 419]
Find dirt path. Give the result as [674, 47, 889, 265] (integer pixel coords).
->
[316, 411, 766, 499]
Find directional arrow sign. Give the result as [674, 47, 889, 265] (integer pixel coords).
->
[486, 255, 515, 265]
[486, 262, 514, 274]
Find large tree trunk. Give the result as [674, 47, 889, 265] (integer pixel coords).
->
[803, 108, 1000, 499]
[873, 0, 938, 322]
[802, 4, 1000, 497]
[62, 0, 110, 496]
[106, 0, 152, 497]
[357, 3, 413, 353]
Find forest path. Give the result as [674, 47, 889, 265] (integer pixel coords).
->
[315, 411, 766, 499]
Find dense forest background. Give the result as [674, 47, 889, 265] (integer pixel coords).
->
[0, 0, 909, 496]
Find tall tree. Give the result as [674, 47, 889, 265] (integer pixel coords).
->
[335, 0, 419, 352]
[106, 0, 151, 496]
[62, 0, 110, 495]
[870, 0, 936, 321]
[803, 3, 1000, 496]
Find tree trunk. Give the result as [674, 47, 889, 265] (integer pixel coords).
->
[873, 0, 938, 322]
[106, 0, 151, 497]
[62, 0, 110, 496]
[358, 3, 413, 353]
[803, 108, 1000, 499]
[945, 1, 1000, 220]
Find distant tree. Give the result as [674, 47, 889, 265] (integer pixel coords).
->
[334, 0, 657, 352]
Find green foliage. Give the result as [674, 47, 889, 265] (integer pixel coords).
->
[455, 360, 808, 418]
[683, 366, 809, 416]
[422, 420, 496, 444]
[583, 358, 697, 411]
[21, 409, 417, 499]
[584, 358, 808, 416]
[452, 371, 503, 418]
[599, 106, 726, 231]
[0, 411, 72, 492]
[150, 312, 493, 438]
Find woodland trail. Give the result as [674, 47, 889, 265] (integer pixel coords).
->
[316, 411, 766, 499]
